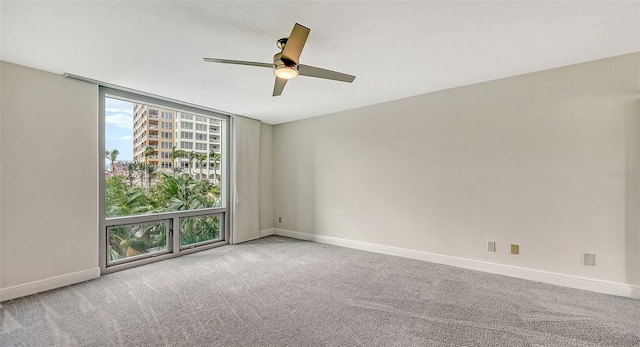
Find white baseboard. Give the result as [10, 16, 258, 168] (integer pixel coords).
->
[274, 228, 640, 300]
[0, 267, 101, 302]
[259, 228, 275, 237]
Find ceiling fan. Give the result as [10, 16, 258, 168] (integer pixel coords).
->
[203, 23, 356, 97]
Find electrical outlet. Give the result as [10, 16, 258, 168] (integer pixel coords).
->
[582, 253, 596, 266]
[511, 244, 519, 255]
[278, 217, 282, 223]
[488, 241, 496, 252]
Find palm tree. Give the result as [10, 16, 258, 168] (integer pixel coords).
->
[146, 164, 158, 188]
[105, 149, 119, 175]
[180, 215, 220, 246]
[188, 151, 198, 177]
[124, 161, 138, 188]
[197, 153, 207, 180]
[136, 161, 146, 188]
[105, 174, 155, 217]
[143, 146, 155, 166]
[143, 146, 155, 188]
[154, 173, 218, 211]
[208, 151, 221, 184]
[170, 146, 186, 173]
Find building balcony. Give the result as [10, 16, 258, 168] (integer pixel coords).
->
[149, 135, 159, 139]
[149, 124, 159, 129]
[209, 137, 220, 143]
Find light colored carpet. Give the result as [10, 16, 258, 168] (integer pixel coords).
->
[1, 236, 639, 346]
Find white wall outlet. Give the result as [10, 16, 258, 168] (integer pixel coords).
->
[582, 253, 596, 266]
[488, 241, 496, 252]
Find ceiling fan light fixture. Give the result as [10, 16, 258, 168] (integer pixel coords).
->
[274, 64, 299, 80]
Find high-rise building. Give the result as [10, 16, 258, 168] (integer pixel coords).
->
[132, 104, 175, 170]
[175, 112, 222, 179]
[132, 104, 222, 178]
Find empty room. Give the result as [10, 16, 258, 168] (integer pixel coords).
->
[1, 1, 639, 346]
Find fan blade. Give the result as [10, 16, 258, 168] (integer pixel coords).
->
[299, 65, 356, 83]
[273, 77, 288, 96]
[281, 23, 310, 64]
[203, 58, 272, 68]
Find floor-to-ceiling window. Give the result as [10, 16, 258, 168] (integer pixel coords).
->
[99, 87, 230, 273]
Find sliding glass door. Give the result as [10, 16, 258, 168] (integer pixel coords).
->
[99, 87, 230, 273]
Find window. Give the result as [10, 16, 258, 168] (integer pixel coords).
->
[106, 222, 168, 263]
[195, 123, 207, 131]
[101, 89, 228, 274]
[195, 133, 207, 141]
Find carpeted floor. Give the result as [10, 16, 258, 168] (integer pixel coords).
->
[1, 236, 639, 346]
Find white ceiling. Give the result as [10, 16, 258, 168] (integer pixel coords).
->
[1, 1, 638, 124]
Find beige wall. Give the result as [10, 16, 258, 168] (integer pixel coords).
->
[0, 62, 99, 291]
[274, 53, 640, 286]
[259, 123, 274, 231]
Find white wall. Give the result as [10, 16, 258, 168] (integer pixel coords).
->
[0, 61, 99, 300]
[274, 53, 640, 287]
[259, 123, 274, 231]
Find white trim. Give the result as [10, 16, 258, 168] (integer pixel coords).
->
[274, 229, 640, 300]
[259, 228, 275, 237]
[0, 268, 100, 302]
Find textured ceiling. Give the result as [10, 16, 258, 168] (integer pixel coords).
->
[1, 1, 638, 124]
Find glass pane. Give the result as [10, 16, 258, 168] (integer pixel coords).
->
[105, 97, 225, 218]
[107, 221, 168, 263]
[180, 214, 222, 247]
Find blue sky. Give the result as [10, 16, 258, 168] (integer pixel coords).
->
[105, 97, 134, 161]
